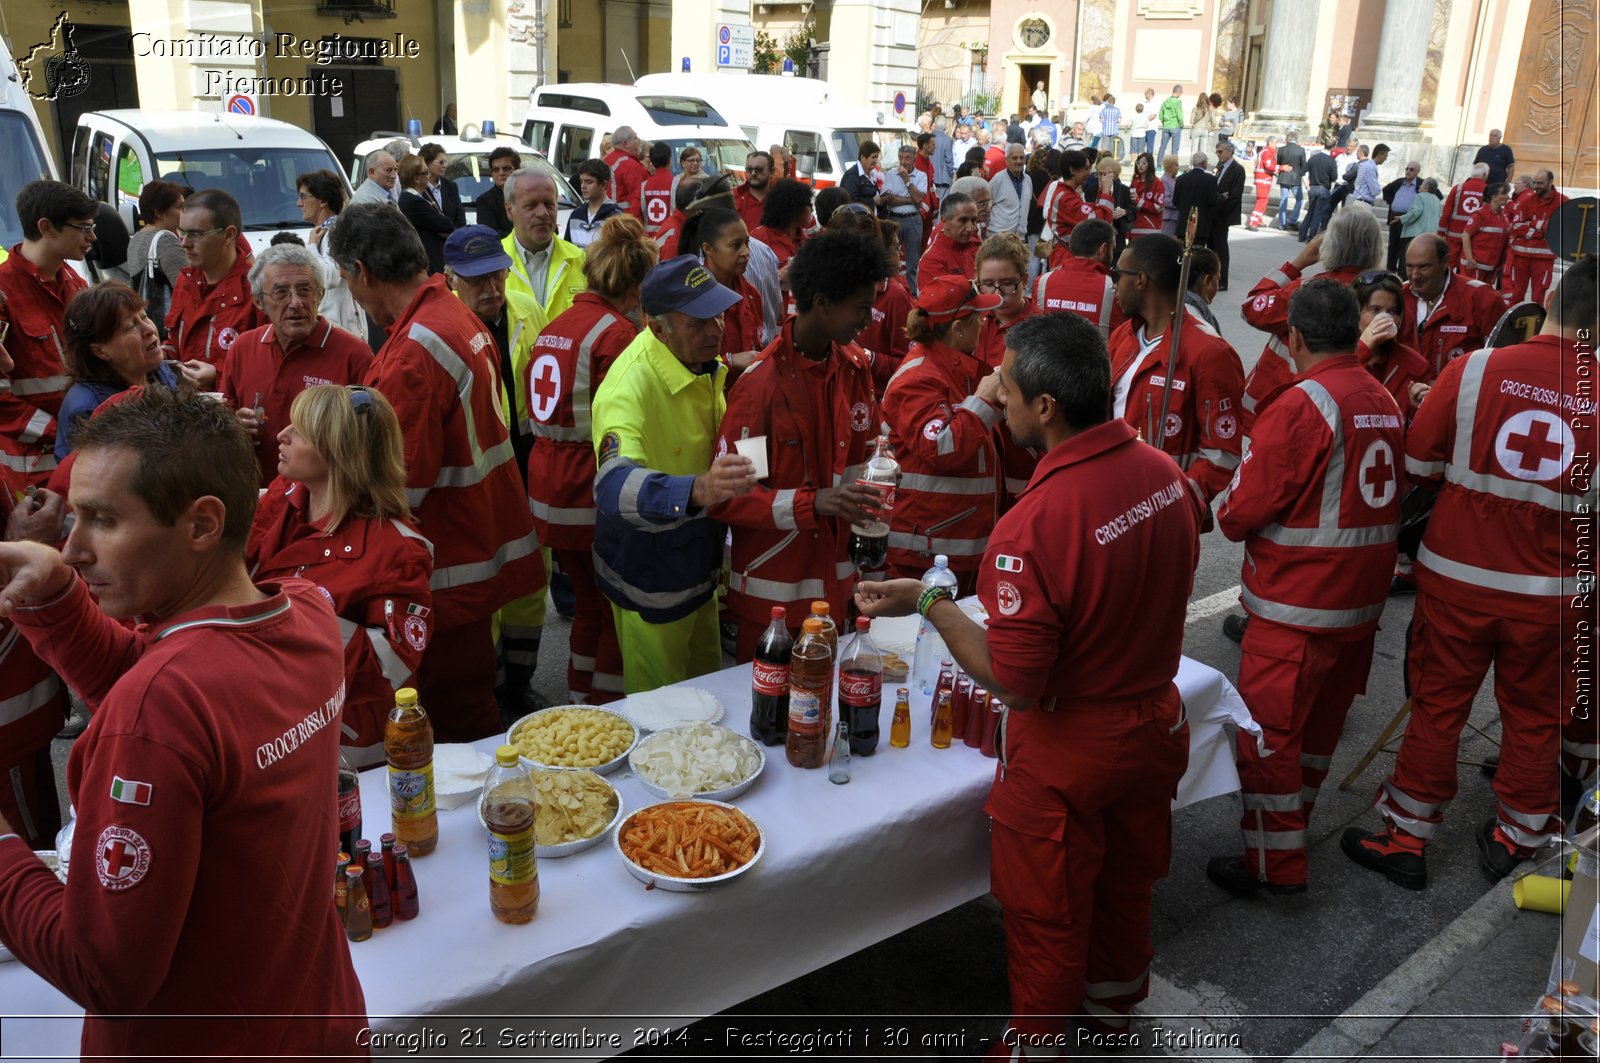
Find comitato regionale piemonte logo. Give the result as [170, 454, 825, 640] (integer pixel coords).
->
[19, 12, 91, 101]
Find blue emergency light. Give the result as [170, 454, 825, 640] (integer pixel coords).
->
[407, 118, 422, 137]
[483, 120, 496, 137]
[682, 57, 691, 71]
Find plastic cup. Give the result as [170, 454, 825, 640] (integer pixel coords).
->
[1512, 873, 1572, 913]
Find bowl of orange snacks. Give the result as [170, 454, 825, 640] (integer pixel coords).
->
[613, 800, 765, 891]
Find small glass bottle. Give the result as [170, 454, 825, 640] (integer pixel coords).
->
[964, 687, 987, 748]
[379, 833, 398, 895]
[344, 864, 373, 942]
[931, 690, 955, 748]
[391, 843, 421, 921]
[889, 687, 911, 748]
[828, 718, 852, 784]
[365, 852, 393, 929]
[333, 851, 351, 922]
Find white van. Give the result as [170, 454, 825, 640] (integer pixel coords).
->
[520, 84, 754, 181]
[631, 72, 914, 188]
[71, 110, 349, 256]
[0, 39, 61, 248]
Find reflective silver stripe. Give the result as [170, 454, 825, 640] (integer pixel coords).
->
[1241, 390, 1257, 414]
[1084, 969, 1149, 999]
[1405, 455, 1445, 479]
[1418, 542, 1587, 597]
[1300, 785, 1321, 806]
[1500, 804, 1556, 831]
[1300, 752, 1333, 772]
[1381, 778, 1440, 819]
[594, 550, 718, 611]
[958, 393, 999, 429]
[592, 672, 626, 693]
[898, 471, 995, 495]
[0, 449, 56, 475]
[886, 530, 987, 556]
[1242, 791, 1301, 812]
[1378, 804, 1438, 839]
[1508, 244, 1554, 257]
[17, 408, 52, 447]
[0, 673, 62, 727]
[356, 622, 413, 688]
[1500, 820, 1557, 848]
[1243, 827, 1307, 849]
[732, 572, 827, 602]
[1198, 447, 1239, 470]
[2, 374, 70, 396]
[1265, 268, 1291, 287]
[1004, 476, 1029, 496]
[570, 313, 619, 440]
[406, 322, 518, 505]
[525, 420, 587, 442]
[1563, 738, 1600, 759]
[613, 463, 690, 532]
[529, 498, 596, 526]
[570, 652, 597, 671]
[1257, 521, 1399, 547]
[885, 355, 925, 390]
[1264, 335, 1291, 367]
[388, 518, 435, 558]
[1474, 226, 1506, 234]
[835, 558, 856, 581]
[431, 532, 539, 592]
[1448, 464, 1592, 512]
[1240, 586, 1385, 628]
[773, 489, 798, 530]
[502, 623, 542, 641]
[1080, 1002, 1129, 1028]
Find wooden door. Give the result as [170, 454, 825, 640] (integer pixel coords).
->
[311, 68, 399, 171]
[1504, 0, 1598, 189]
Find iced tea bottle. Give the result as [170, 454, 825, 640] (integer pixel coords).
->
[484, 745, 539, 924]
[786, 618, 835, 768]
[889, 687, 911, 748]
[931, 690, 955, 748]
[385, 687, 438, 856]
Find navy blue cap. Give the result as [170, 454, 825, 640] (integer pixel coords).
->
[443, 224, 513, 276]
[640, 255, 742, 318]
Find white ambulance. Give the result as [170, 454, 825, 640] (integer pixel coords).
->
[0, 39, 61, 249]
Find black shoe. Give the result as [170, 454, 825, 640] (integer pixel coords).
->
[1389, 571, 1417, 596]
[1475, 819, 1524, 881]
[1222, 613, 1249, 644]
[1205, 855, 1308, 896]
[1479, 753, 1499, 778]
[55, 709, 88, 740]
[1341, 826, 1427, 890]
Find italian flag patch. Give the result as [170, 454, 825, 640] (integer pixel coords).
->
[110, 777, 153, 806]
[995, 555, 1025, 573]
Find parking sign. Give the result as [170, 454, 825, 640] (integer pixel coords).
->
[714, 23, 754, 69]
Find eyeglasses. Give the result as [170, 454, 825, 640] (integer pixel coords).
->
[1109, 267, 1142, 281]
[745, 166, 769, 175]
[178, 227, 225, 241]
[263, 283, 320, 304]
[1357, 270, 1403, 285]
[976, 279, 1022, 293]
[346, 385, 373, 414]
[62, 221, 97, 235]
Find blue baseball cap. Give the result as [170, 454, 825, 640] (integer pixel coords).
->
[640, 255, 742, 319]
[443, 224, 513, 276]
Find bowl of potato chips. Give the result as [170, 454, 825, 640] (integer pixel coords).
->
[507, 706, 638, 776]
[629, 723, 765, 803]
[613, 800, 765, 891]
[478, 769, 624, 857]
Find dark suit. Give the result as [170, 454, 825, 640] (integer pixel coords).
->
[431, 179, 468, 230]
[400, 189, 454, 275]
[477, 184, 514, 238]
[1172, 166, 1218, 244]
[1210, 156, 1246, 288]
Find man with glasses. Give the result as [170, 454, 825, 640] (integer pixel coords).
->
[1399, 233, 1505, 377]
[218, 242, 373, 486]
[163, 189, 266, 389]
[477, 147, 521, 239]
[1031, 219, 1126, 339]
[0, 180, 95, 488]
[732, 151, 772, 232]
[1383, 160, 1427, 273]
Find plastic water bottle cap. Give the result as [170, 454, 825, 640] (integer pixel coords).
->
[935, 554, 949, 568]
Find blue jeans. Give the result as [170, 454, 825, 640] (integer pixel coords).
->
[1157, 127, 1181, 161]
[1277, 184, 1304, 229]
[1144, 131, 1156, 155]
[1297, 186, 1331, 241]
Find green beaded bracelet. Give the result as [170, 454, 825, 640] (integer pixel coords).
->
[918, 584, 956, 618]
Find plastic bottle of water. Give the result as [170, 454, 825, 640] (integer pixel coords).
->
[911, 554, 959, 694]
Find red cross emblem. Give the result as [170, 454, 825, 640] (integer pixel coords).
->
[1495, 410, 1573, 482]
[1358, 440, 1397, 508]
[95, 825, 152, 891]
[996, 580, 1023, 616]
[529, 353, 562, 423]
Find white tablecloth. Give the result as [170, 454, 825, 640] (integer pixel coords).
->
[0, 654, 1249, 1059]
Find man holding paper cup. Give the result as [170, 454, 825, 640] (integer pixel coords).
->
[591, 256, 757, 693]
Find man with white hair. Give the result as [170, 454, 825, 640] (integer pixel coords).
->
[1473, 127, 1515, 185]
[602, 125, 649, 220]
[950, 174, 991, 239]
[502, 167, 587, 320]
[987, 142, 1032, 239]
[351, 150, 398, 207]
[1438, 161, 1488, 269]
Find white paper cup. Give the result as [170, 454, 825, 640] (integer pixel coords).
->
[734, 435, 769, 480]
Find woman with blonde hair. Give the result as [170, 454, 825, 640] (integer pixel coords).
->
[1091, 154, 1134, 255]
[247, 384, 434, 767]
[525, 213, 658, 703]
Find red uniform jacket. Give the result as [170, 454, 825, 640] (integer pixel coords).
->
[1240, 261, 1365, 425]
[603, 149, 648, 219]
[1462, 205, 1511, 274]
[973, 306, 1043, 505]
[915, 154, 939, 232]
[859, 277, 914, 392]
[217, 318, 374, 486]
[1047, 184, 1097, 268]
[975, 304, 1033, 370]
[918, 226, 978, 291]
[1400, 272, 1507, 377]
[0, 578, 367, 1057]
[1130, 175, 1165, 235]
[656, 210, 687, 257]
[1440, 177, 1486, 240]
[163, 238, 265, 370]
[1405, 334, 1594, 624]
[1032, 257, 1126, 337]
[978, 418, 1201, 707]
[641, 168, 674, 235]
[361, 275, 544, 630]
[0, 247, 86, 486]
[880, 340, 1000, 575]
[1108, 310, 1245, 503]
[0, 470, 66, 813]
[1219, 355, 1402, 633]
[1508, 189, 1567, 262]
[247, 479, 434, 767]
[710, 321, 879, 644]
[1357, 339, 1431, 419]
[750, 225, 799, 270]
[719, 273, 766, 364]
[732, 184, 767, 233]
[525, 292, 637, 549]
[1254, 147, 1278, 190]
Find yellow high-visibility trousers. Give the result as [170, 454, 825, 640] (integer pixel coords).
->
[611, 597, 723, 694]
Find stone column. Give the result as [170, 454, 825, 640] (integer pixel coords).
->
[1250, 0, 1319, 136]
[1358, 0, 1437, 141]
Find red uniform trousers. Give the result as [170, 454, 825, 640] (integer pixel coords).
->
[417, 617, 499, 742]
[1234, 618, 1375, 885]
[554, 547, 624, 704]
[1377, 593, 1562, 851]
[1503, 254, 1556, 306]
[984, 688, 1187, 1041]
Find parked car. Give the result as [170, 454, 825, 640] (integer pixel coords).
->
[521, 83, 754, 183]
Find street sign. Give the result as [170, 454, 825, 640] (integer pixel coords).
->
[893, 91, 907, 116]
[225, 93, 256, 116]
[714, 22, 754, 69]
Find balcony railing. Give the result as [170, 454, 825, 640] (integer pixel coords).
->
[316, 0, 398, 20]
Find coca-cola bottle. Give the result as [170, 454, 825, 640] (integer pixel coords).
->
[337, 749, 361, 859]
[837, 616, 884, 755]
[848, 434, 900, 571]
[786, 618, 835, 769]
[750, 606, 793, 746]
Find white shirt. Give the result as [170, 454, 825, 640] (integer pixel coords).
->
[516, 236, 553, 302]
[881, 166, 927, 215]
[1114, 327, 1163, 420]
[1414, 272, 1451, 329]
